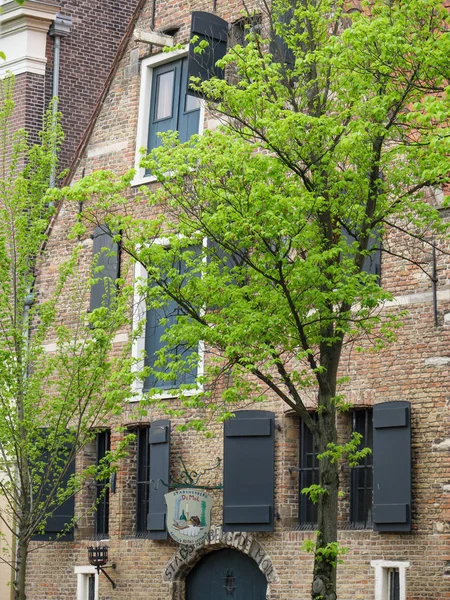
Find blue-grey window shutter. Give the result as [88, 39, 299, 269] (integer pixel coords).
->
[147, 59, 182, 152]
[178, 58, 201, 143]
[342, 227, 381, 277]
[269, 2, 295, 68]
[32, 430, 75, 541]
[40, 460, 75, 541]
[147, 419, 170, 539]
[144, 300, 178, 391]
[187, 12, 228, 97]
[373, 401, 411, 532]
[90, 225, 120, 312]
[223, 410, 275, 532]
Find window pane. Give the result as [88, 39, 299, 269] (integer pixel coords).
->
[389, 569, 400, 600]
[144, 245, 201, 391]
[155, 70, 175, 121]
[136, 427, 150, 534]
[95, 431, 110, 536]
[88, 575, 95, 600]
[299, 417, 318, 526]
[350, 409, 373, 527]
[185, 93, 201, 113]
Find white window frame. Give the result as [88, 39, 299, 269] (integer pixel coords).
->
[371, 560, 410, 600]
[131, 237, 205, 400]
[75, 566, 98, 600]
[132, 46, 205, 187]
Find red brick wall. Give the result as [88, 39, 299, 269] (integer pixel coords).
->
[7, 72, 47, 163]
[43, 0, 141, 173]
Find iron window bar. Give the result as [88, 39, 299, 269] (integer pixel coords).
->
[95, 430, 110, 536]
[350, 409, 373, 529]
[297, 416, 319, 527]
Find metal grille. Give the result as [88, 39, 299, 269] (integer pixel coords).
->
[88, 575, 95, 600]
[298, 417, 319, 527]
[350, 409, 373, 528]
[136, 427, 150, 534]
[95, 430, 110, 536]
[388, 568, 400, 600]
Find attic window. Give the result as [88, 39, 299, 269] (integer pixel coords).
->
[230, 14, 262, 47]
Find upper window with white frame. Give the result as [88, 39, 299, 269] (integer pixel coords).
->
[148, 57, 201, 152]
[133, 49, 204, 186]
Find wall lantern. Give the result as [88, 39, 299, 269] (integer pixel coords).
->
[87, 546, 117, 589]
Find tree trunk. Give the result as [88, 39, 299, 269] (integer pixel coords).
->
[14, 536, 28, 600]
[311, 393, 339, 600]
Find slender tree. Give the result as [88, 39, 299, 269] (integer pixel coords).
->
[0, 77, 134, 600]
[64, 1, 450, 598]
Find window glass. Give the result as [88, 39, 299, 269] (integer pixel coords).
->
[185, 93, 201, 113]
[388, 569, 400, 600]
[155, 70, 175, 121]
[350, 409, 373, 528]
[88, 575, 95, 600]
[95, 430, 110, 536]
[136, 427, 150, 534]
[144, 246, 201, 392]
[298, 416, 318, 527]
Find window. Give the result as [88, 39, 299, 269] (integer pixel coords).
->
[75, 566, 98, 600]
[230, 14, 261, 47]
[133, 48, 204, 186]
[31, 429, 75, 542]
[350, 409, 373, 528]
[371, 561, 409, 600]
[95, 430, 110, 537]
[341, 227, 382, 277]
[89, 225, 120, 313]
[147, 57, 201, 153]
[298, 417, 319, 528]
[132, 242, 203, 397]
[136, 427, 150, 535]
[143, 249, 200, 392]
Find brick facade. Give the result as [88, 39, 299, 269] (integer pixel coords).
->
[4, 0, 141, 174]
[43, 0, 143, 173]
[24, 0, 450, 599]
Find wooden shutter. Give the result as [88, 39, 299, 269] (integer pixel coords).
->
[32, 431, 75, 541]
[373, 401, 411, 532]
[147, 419, 170, 539]
[223, 410, 275, 532]
[269, 1, 295, 68]
[178, 58, 201, 143]
[90, 225, 120, 312]
[187, 11, 228, 97]
[342, 228, 381, 277]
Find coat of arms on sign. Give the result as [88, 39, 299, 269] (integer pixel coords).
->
[165, 489, 213, 546]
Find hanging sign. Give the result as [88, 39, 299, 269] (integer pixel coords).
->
[165, 489, 213, 546]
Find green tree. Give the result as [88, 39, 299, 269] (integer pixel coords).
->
[65, 1, 450, 598]
[0, 77, 134, 600]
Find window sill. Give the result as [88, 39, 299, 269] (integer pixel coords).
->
[129, 385, 203, 403]
[131, 173, 157, 187]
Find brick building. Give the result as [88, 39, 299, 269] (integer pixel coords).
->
[0, 1, 139, 597]
[8, 0, 450, 599]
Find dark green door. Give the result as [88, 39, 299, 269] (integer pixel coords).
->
[186, 549, 267, 600]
